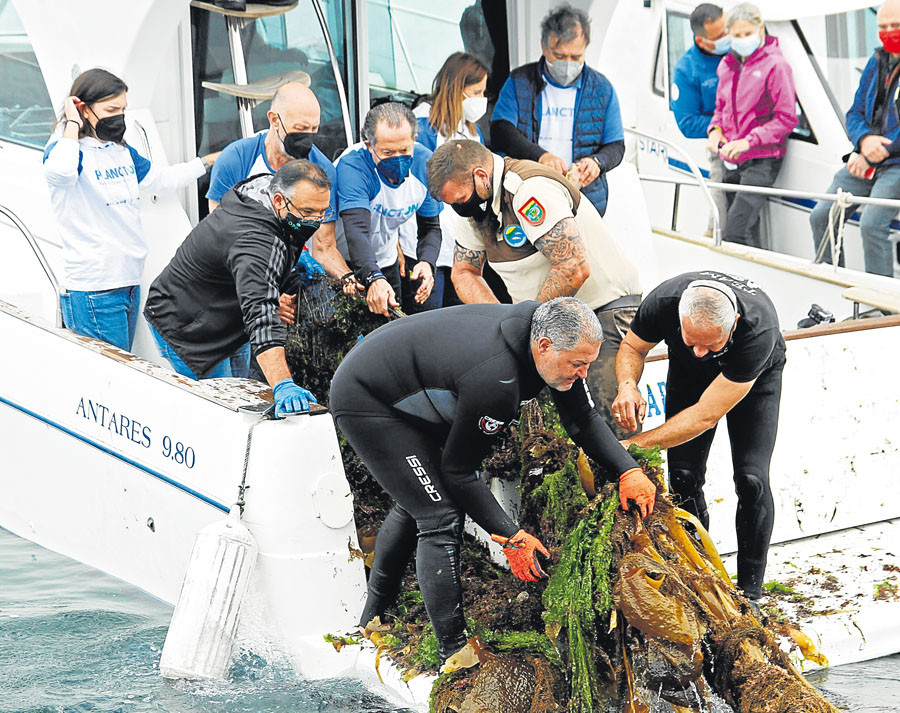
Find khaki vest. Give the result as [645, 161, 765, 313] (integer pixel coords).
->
[474, 158, 581, 264]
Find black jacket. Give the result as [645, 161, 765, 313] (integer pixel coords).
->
[144, 175, 303, 378]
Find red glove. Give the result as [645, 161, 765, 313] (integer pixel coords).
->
[490, 529, 550, 582]
[618, 467, 656, 518]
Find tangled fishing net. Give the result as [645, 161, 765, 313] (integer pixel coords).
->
[286, 277, 839, 713]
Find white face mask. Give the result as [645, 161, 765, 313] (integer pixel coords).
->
[462, 95, 487, 123]
[731, 31, 761, 58]
[546, 59, 584, 86]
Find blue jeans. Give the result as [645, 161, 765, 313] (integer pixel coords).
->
[148, 323, 233, 380]
[60, 286, 140, 351]
[229, 342, 252, 378]
[810, 164, 900, 277]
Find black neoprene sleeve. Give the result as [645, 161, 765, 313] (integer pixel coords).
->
[490, 119, 546, 162]
[415, 213, 442, 268]
[552, 382, 640, 480]
[340, 207, 379, 280]
[593, 140, 625, 173]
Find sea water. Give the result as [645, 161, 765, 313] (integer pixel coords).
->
[1, 527, 897, 713]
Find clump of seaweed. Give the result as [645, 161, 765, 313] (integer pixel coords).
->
[287, 280, 839, 713]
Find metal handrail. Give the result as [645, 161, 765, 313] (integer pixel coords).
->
[624, 127, 721, 242]
[0, 204, 63, 328]
[636, 174, 900, 211]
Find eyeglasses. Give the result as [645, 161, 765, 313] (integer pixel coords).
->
[285, 195, 333, 223]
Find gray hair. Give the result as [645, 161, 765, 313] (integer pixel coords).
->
[725, 2, 762, 30]
[540, 3, 591, 47]
[690, 3, 724, 37]
[362, 102, 417, 145]
[426, 139, 492, 201]
[270, 158, 331, 197]
[678, 280, 738, 333]
[530, 297, 603, 351]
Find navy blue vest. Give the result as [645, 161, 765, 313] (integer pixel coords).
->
[511, 60, 615, 215]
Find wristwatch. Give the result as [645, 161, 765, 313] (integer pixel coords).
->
[365, 270, 386, 290]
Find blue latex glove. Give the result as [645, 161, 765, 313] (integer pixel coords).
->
[272, 378, 317, 418]
[296, 250, 326, 284]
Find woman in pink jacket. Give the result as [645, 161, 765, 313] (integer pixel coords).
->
[706, 2, 797, 248]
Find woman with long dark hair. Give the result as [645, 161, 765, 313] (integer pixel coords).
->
[401, 52, 489, 311]
[43, 68, 219, 351]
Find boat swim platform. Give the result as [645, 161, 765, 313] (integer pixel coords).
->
[721, 518, 900, 671]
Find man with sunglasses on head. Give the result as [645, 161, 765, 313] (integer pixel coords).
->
[206, 81, 356, 292]
[611, 271, 786, 605]
[144, 161, 328, 417]
[334, 102, 443, 316]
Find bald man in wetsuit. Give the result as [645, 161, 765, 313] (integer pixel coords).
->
[612, 271, 786, 604]
[330, 297, 656, 663]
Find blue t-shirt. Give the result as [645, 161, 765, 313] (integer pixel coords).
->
[206, 130, 336, 221]
[334, 141, 440, 269]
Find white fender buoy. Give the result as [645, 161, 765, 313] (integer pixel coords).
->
[159, 507, 258, 680]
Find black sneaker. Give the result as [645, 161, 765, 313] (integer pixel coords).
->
[214, 0, 247, 9]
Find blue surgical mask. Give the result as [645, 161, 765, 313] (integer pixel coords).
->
[374, 153, 413, 184]
[710, 35, 731, 55]
[731, 32, 761, 58]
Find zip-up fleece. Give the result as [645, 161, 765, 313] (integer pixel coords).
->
[709, 36, 797, 164]
[144, 175, 302, 378]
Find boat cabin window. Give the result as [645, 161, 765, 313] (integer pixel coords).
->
[660, 10, 815, 143]
[0, 0, 54, 149]
[191, 0, 352, 162]
[652, 25, 666, 98]
[796, 7, 880, 125]
[366, 1, 501, 105]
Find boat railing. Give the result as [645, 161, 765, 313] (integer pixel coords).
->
[0, 203, 62, 328]
[625, 127, 723, 242]
[624, 128, 900, 254]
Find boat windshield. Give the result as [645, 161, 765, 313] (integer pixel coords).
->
[796, 7, 880, 120]
[0, 0, 54, 148]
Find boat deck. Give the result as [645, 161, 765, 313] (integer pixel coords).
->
[722, 518, 900, 670]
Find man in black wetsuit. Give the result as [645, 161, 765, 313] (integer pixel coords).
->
[612, 271, 786, 602]
[330, 297, 657, 662]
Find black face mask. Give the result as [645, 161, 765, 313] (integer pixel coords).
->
[92, 112, 126, 143]
[280, 196, 321, 245]
[277, 113, 316, 159]
[451, 173, 489, 219]
[694, 341, 731, 362]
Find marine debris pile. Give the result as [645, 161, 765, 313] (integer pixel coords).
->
[286, 278, 838, 713]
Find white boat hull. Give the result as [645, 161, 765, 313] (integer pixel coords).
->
[0, 301, 367, 679]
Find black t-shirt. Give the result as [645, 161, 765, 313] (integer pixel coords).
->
[630, 271, 786, 383]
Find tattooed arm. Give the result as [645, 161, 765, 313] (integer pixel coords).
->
[451, 243, 500, 304]
[533, 218, 591, 301]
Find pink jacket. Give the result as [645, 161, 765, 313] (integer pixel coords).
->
[710, 36, 797, 163]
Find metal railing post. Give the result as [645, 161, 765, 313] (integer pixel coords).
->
[624, 128, 722, 243]
[0, 204, 63, 327]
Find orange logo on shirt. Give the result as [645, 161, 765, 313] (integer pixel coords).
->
[518, 197, 545, 226]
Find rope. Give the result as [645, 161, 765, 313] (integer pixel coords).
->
[236, 409, 274, 516]
[815, 187, 853, 269]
